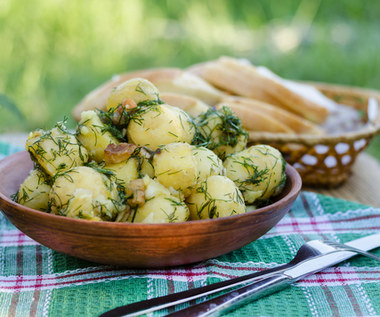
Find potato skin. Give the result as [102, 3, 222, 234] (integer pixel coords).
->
[153, 142, 197, 197]
[106, 78, 161, 110]
[186, 175, 245, 220]
[127, 104, 195, 150]
[26, 126, 88, 177]
[223, 145, 286, 204]
[49, 166, 122, 221]
[17, 169, 51, 211]
[129, 176, 189, 223]
[77, 110, 119, 162]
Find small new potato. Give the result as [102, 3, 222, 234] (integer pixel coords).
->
[128, 176, 189, 223]
[186, 175, 246, 220]
[106, 78, 160, 110]
[153, 142, 197, 197]
[195, 106, 248, 159]
[77, 110, 119, 162]
[223, 145, 286, 204]
[50, 166, 122, 221]
[127, 104, 195, 150]
[191, 146, 225, 182]
[17, 169, 51, 211]
[104, 158, 139, 188]
[131, 196, 189, 224]
[26, 124, 89, 177]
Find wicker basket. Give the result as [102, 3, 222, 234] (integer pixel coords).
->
[248, 82, 380, 188]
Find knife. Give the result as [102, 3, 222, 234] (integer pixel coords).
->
[165, 233, 380, 317]
[99, 234, 380, 317]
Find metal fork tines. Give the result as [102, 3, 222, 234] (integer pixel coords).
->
[323, 240, 380, 262]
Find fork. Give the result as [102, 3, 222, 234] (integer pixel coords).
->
[164, 237, 380, 317]
[99, 235, 380, 317]
[323, 240, 380, 262]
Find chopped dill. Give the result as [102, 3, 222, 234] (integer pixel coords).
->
[192, 106, 248, 154]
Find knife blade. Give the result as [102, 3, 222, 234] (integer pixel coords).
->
[165, 233, 380, 317]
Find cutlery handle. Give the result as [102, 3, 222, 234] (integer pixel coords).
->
[165, 274, 291, 317]
[99, 264, 290, 317]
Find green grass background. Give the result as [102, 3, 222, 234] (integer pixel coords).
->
[0, 0, 379, 159]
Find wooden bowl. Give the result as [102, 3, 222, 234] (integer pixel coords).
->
[0, 151, 302, 268]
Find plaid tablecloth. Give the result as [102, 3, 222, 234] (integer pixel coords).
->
[1, 141, 380, 317]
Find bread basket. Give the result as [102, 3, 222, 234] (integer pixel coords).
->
[248, 82, 380, 187]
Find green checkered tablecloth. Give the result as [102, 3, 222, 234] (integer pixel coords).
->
[1, 141, 380, 317]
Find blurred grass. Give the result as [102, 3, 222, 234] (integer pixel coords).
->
[0, 0, 379, 159]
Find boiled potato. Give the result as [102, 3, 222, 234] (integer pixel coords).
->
[223, 145, 286, 204]
[26, 125, 89, 177]
[104, 155, 154, 189]
[142, 175, 173, 199]
[106, 78, 160, 110]
[50, 166, 122, 221]
[77, 110, 119, 162]
[127, 104, 195, 150]
[17, 169, 51, 211]
[153, 142, 197, 197]
[186, 175, 245, 220]
[128, 176, 189, 223]
[191, 146, 225, 182]
[104, 158, 139, 188]
[131, 196, 189, 223]
[194, 106, 248, 159]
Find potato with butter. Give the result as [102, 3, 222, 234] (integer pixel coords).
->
[17, 169, 51, 211]
[106, 78, 161, 110]
[153, 142, 197, 197]
[128, 176, 189, 223]
[223, 145, 286, 205]
[77, 110, 119, 162]
[127, 104, 195, 150]
[26, 123, 89, 177]
[49, 166, 122, 221]
[194, 106, 248, 159]
[186, 175, 246, 220]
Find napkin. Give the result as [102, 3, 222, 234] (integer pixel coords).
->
[1, 142, 379, 317]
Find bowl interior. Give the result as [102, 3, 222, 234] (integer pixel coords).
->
[0, 151, 302, 267]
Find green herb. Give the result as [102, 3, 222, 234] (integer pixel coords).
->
[193, 106, 247, 155]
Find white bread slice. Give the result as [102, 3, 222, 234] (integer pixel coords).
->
[216, 102, 295, 134]
[160, 92, 209, 117]
[220, 96, 324, 135]
[189, 57, 329, 124]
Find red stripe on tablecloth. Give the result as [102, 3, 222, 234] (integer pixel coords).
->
[1, 269, 379, 291]
[1, 266, 379, 285]
[276, 214, 380, 227]
[321, 285, 340, 317]
[166, 271, 176, 314]
[8, 233, 24, 317]
[0, 263, 265, 284]
[267, 227, 380, 235]
[300, 193, 329, 240]
[30, 245, 43, 317]
[344, 285, 362, 315]
[334, 267, 363, 315]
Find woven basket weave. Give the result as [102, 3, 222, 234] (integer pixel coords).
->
[248, 82, 380, 188]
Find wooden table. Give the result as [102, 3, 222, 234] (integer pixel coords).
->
[305, 152, 380, 207]
[1, 133, 380, 207]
